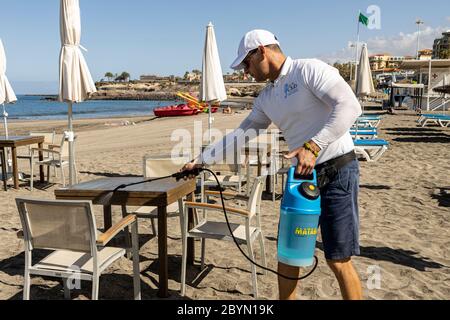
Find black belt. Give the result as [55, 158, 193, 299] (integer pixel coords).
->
[315, 150, 356, 189]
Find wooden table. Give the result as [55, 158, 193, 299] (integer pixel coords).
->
[0, 136, 45, 189]
[54, 176, 197, 298]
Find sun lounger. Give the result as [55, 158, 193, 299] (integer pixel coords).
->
[417, 114, 450, 127]
[417, 114, 449, 123]
[354, 139, 389, 162]
[437, 117, 450, 127]
[350, 128, 378, 139]
[354, 116, 382, 128]
[360, 115, 382, 120]
[350, 127, 378, 133]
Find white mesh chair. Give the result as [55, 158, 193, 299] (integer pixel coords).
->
[200, 144, 248, 195]
[131, 154, 191, 236]
[17, 131, 56, 172]
[29, 133, 78, 190]
[15, 197, 141, 300]
[181, 176, 267, 298]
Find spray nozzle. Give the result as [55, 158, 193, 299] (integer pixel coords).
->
[171, 167, 204, 181]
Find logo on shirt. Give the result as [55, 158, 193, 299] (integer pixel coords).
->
[284, 82, 299, 98]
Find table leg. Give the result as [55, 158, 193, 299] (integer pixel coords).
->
[11, 147, 19, 189]
[187, 192, 195, 265]
[246, 162, 251, 196]
[257, 151, 262, 177]
[265, 151, 273, 194]
[103, 205, 112, 231]
[38, 142, 45, 183]
[157, 205, 168, 298]
[266, 173, 272, 194]
[244, 149, 251, 196]
[121, 205, 132, 257]
[1, 148, 7, 191]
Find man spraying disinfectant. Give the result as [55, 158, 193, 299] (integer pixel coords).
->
[182, 29, 363, 300]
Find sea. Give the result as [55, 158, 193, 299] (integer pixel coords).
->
[3, 95, 179, 121]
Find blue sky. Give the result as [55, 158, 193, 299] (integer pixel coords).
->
[1, 0, 449, 93]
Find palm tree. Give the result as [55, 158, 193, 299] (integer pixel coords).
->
[104, 72, 114, 81]
[121, 72, 130, 82]
[115, 72, 130, 82]
[333, 63, 351, 81]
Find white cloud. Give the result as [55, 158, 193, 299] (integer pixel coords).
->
[319, 46, 358, 64]
[319, 26, 446, 63]
[367, 26, 444, 56]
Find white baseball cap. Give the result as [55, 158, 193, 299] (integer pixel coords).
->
[230, 29, 280, 70]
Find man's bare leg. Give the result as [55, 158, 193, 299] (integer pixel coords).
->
[278, 262, 300, 300]
[327, 258, 363, 300]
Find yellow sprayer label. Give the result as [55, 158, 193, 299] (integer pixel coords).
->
[294, 227, 317, 236]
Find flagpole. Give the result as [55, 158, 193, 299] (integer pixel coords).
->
[354, 10, 361, 82]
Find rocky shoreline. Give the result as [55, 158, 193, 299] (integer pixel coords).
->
[88, 81, 266, 101]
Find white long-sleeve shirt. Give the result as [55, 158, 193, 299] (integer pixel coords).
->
[201, 57, 362, 166]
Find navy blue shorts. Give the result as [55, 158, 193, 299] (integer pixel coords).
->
[319, 158, 360, 261]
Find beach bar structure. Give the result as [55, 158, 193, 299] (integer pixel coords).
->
[399, 59, 450, 111]
[388, 82, 425, 112]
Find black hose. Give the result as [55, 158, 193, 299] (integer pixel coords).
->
[201, 168, 318, 281]
[109, 168, 318, 281]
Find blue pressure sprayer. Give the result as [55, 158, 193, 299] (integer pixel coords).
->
[278, 167, 321, 267]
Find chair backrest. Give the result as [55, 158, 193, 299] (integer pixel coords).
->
[201, 145, 246, 173]
[15, 198, 97, 254]
[143, 154, 191, 178]
[247, 176, 265, 214]
[30, 131, 55, 145]
[55, 133, 77, 159]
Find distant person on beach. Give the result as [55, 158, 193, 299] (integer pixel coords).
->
[222, 106, 232, 114]
[182, 29, 363, 300]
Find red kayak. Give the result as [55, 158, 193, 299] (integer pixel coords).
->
[153, 104, 200, 117]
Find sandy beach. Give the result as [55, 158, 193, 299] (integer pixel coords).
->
[0, 108, 449, 300]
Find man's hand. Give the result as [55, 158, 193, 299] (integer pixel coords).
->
[284, 141, 320, 176]
[180, 161, 204, 180]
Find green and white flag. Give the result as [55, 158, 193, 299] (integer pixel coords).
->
[359, 13, 369, 27]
